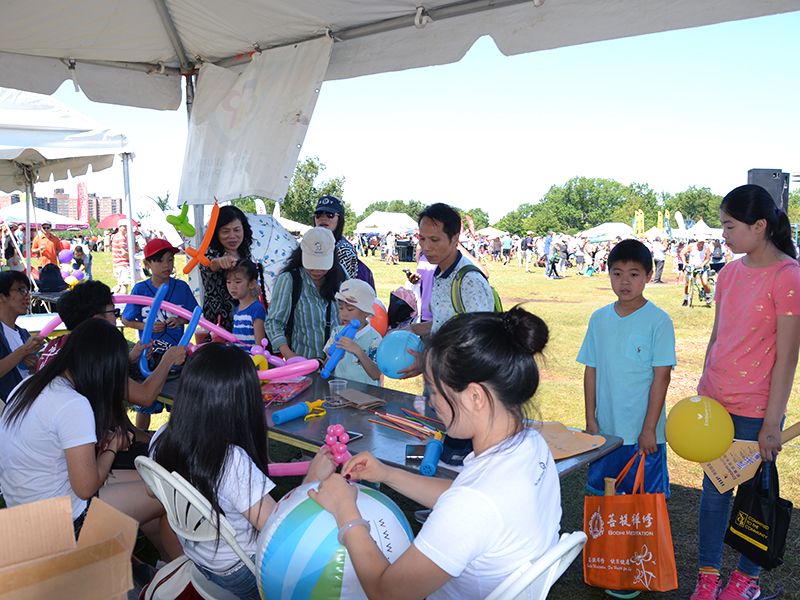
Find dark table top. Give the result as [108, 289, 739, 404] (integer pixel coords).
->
[159, 373, 622, 481]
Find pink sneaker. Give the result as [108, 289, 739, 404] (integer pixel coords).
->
[717, 572, 760, 600]
[690, 572, 722, 600]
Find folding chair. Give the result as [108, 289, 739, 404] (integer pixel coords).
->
[134, 456, 257, 600]
[484, 531, 587, 600]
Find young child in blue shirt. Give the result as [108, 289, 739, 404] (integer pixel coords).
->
[122, 238, 198, 430]
[322, 279, 382, 385]
[226, 258, 266, 350]
[577, 239, 676, 599]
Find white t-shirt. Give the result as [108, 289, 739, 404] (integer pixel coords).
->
[150, 430, 276, 571]
[414, 428, 562, 600]
[0, 377, 97, 519]
[2, 322, 28, 379]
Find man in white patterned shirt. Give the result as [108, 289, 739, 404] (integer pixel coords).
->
[400, 203, 494, 379]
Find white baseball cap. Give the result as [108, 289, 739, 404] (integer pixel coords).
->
[335, 279, 376, 315]
[300, 227, 335, 270]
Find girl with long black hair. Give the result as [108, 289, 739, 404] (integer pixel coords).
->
[0, 319, 178, 558]
[151, 343, 334, 600]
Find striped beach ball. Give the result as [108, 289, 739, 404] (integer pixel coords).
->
[257, 482, 414, 600]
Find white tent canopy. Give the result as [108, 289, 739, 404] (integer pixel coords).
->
[0, 88, 128, 193]
[0, 0, 797, 206]
[0, 87, 135, 282]
[355, 211, 418, 235]
[687, 219, 722, 240]
[580, 222, 634, 239]
[0, 204, 85, 230]
[477, 226, 507, 238]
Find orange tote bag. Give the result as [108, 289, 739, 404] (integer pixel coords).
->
[583, 454, 678, 592]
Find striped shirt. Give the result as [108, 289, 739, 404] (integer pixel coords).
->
[112, 232, 129, 268]
[264, 269, 343, 359]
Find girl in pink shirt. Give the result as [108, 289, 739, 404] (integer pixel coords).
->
[691, 185, 800, 600]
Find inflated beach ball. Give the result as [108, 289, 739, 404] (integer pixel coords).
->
[257, 482, 414, 600]
[375, 330, 424, 379]
[666, 395, 734, 462]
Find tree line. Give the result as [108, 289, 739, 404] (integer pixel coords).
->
[231, 158, 800, 238]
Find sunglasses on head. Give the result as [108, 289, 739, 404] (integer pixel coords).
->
[314, 211, 337, 219]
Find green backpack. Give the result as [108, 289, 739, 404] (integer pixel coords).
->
[451, 264, 503, 314]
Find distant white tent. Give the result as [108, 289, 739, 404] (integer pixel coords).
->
[580, 222, 634, 239]
[687, 219, 715, 240]
[0, 203, 84, 229]
[354, 211, 418, 235]
[642, 226, 666, 239]
[477, 226, 507, 239]
[271, 202, 311, 235]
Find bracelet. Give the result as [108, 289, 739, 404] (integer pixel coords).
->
[101, 448, 117, 457]
[337, 519, 370, 544]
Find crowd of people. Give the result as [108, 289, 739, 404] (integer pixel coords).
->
[0, 185, 797, 600]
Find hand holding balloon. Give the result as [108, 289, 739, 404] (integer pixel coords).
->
[321, 320, 360, 379]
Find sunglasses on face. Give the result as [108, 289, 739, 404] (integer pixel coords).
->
[41, 226, 51, 230]
[314, 211, 338, 219]
[102, 308, 122, 319]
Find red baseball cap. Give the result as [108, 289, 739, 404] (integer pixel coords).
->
[144, 238, 181, 259]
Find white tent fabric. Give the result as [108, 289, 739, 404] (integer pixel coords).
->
[355, 211, 418, 235]
[687, 219, 715, 239]
[0, 87, 128, 192]
[177, 40, 332, 205]
[0, 87, 135, 282]
[476, 226, 507, 238]
[642, 226, 666, 239]
[1, 0, 797, 111]
[0, 203, 85, 230]
[580, 222, 634, 239]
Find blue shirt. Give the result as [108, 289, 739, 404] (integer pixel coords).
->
[576, 301, 676, 445]
[122, 278, 199, 346]
[232, 301, 267, 349]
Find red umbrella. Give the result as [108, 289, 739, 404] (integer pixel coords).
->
[97, 213, 139, 229]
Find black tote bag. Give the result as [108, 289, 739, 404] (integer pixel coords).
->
[724, 461, 792, 570]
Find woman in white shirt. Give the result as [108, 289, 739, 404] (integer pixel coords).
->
[0, 318, 179, 559]
[311, 306, 562, 600]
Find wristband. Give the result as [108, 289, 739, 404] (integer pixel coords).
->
[101, 448, 117, 457]
[337, 519, 370, 544]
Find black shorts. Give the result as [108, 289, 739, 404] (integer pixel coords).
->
[502, 248, 511, 256]
[677, 264, 685, 272]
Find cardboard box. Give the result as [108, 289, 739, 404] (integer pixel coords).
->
[0, 496, 137, 600]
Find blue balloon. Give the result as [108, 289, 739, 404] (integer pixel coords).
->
[375, 330, 424, 379]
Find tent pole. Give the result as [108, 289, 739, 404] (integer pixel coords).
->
[122, 152, 137, 288]
[25, 169, 33, 284]
[185, 72, 206, 307]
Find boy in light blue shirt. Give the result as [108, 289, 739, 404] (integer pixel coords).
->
[578, 239, 676, 497]
[577, 239, 675, 599]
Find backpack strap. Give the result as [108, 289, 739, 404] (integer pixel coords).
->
[284, 269, 303, 347]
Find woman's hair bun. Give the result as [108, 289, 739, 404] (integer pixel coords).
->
[503, 305, 548, 355]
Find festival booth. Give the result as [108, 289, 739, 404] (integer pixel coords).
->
[580, 222, 634, 240]
[0, 88, 136, 284]
[0, 204, 85, 230]
[354, 211, 418, 235]
[476, 226, 507, 239]
[687, 218, 721, 241]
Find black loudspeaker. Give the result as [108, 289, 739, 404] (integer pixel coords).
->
[747, 169, 789, 212]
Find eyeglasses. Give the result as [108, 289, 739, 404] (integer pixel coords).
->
[14, 287, 30, 297]
[314, 211, 338, 219]
[41, 225, 51, 230]
[102, 308, 122, 319]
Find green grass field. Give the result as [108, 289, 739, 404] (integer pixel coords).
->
[89, 249, 799, 599]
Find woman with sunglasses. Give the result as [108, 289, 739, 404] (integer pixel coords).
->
[0, 271, 45, 402]
[312, 196, 358, 279]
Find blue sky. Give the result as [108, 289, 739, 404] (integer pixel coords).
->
[37, 11, 800, 223]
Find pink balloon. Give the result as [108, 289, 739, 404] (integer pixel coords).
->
[332, 424, 345, 436]
[325, 434, 337, 445]
[327, 425, 336, 435]
[334, 443, 347, 454]
[339, 433, 350, 444]
[333, 453, 346, 464]
[257, 359, 318, 382]
[267, 462, 311, 477]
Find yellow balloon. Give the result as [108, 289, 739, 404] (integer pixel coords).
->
[666, 395, 734, 462]
[252, 355, 268, 371]
[65, 276, 78, 286]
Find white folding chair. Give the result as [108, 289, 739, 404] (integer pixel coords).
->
[484, 531, 587, 600]
[134, 456, 257, 600]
